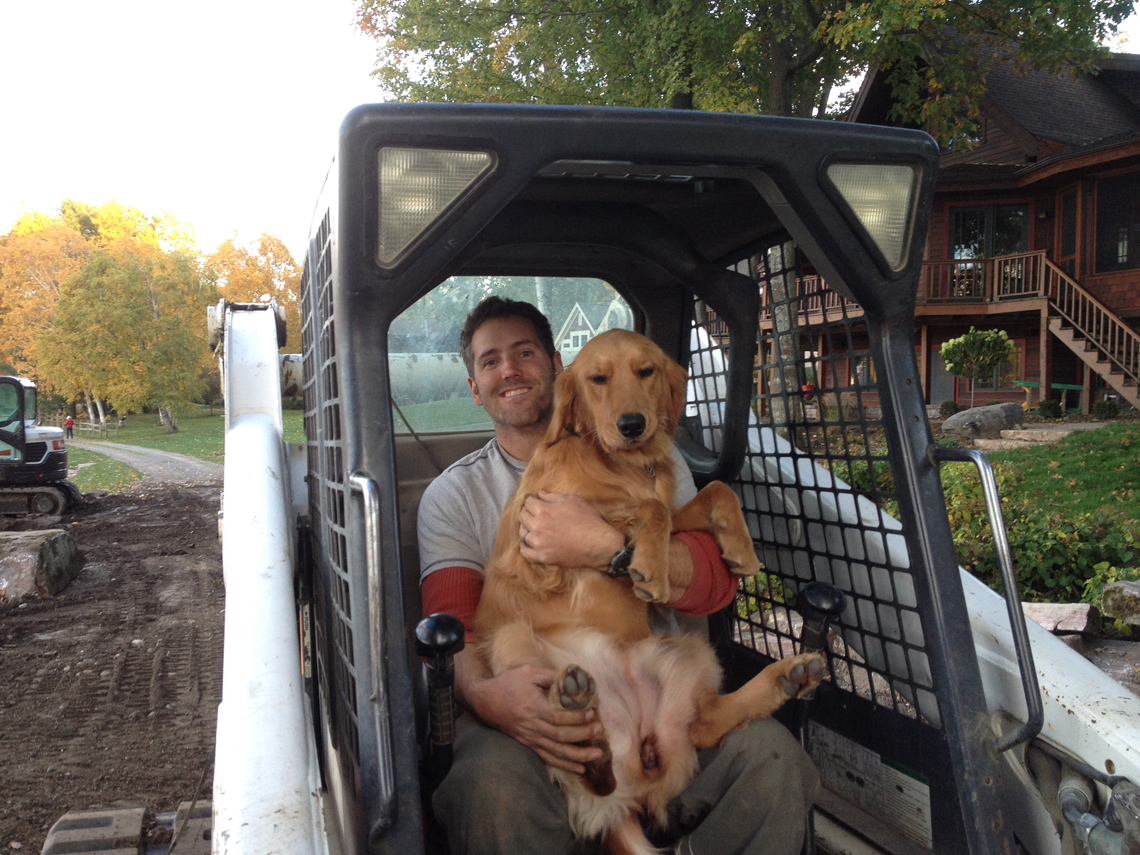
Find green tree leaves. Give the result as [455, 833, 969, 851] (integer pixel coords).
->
[358, 0, 1135, 144]
[940, 326, 1014, 407]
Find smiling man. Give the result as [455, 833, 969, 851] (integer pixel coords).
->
[417, 296, 818, 855]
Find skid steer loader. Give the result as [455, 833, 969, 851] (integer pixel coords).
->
[44, 104, 1140, 855]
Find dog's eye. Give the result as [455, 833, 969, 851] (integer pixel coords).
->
[589, 375, 608, 385]
[638, 367, 655, 379]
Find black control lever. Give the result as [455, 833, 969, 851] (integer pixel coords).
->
[795, 582, 845, 855]
[415, 613, 465, 786]
[798, 582, 846, 655]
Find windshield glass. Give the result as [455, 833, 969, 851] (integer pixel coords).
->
[0, 384, 21, 431]
[390, 276, 633, 433]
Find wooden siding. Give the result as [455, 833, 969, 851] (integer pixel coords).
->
[939, 119, 1034, 168]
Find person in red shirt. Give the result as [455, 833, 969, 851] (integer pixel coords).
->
[64, 416, 74, 439]
[417, 297, 817, 855]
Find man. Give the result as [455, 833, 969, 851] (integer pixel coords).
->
[418, 297, 818, 855]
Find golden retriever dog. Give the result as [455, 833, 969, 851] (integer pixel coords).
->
[473, 329, 824, 855]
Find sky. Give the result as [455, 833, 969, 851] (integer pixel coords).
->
[0, 0, 381, 262]
[1, 4, 1137, 265]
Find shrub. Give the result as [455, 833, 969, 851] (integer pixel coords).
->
[1092, 399, 1120, 420]
[939, 400, 961, 417]
[941, 462, 1139, 602]
[1084, 561, 1139, 636]
[1037, 399, 1063, 419]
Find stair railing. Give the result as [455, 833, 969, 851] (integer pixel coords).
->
[1042, 257, 1140, 390]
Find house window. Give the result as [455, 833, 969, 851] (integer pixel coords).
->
[971, 343, 1023, 391]
[950, 204, 1029, 259]
[1096, 170, 1140, 272]
[571, 332, 590, 348]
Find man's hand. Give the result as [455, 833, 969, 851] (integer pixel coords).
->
[518, 491, 624, 568]
[456, 648, 604, 774]
[518, 490, 695, 603]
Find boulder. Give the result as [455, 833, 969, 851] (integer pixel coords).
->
[942, 402, 1024, 439]
[0, 530, 84, 602]
[1102, 581, 1140, 626]
[1022, 602, 1102, 635]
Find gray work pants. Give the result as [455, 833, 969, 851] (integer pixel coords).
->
[433, 712, 820, 855]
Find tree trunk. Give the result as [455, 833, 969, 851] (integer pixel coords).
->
[84, 392, 96, 425]
[768, 39, 794, 117]
[93, 398, 107, 427]
[161, 407, 179, 433]
[534, 277, 553, 320]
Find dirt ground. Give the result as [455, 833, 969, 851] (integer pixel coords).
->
[0, 481, 224, 850]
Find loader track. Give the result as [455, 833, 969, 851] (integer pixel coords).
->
[0, 482, 224, 849]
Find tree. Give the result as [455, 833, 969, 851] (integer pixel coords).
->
[0, 220, 90, 375]
[0, 201, 199, 379]
[206, 235, 302, 353]
[37, 243, 218, 431]
[940, 326, 1014, 408]
[358, 0, 855, 119]
[356, 0, 1134, 144]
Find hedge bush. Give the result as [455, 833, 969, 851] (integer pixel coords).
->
[939, 400, 961, 417]
[940, 461, 1139, 602]
[1037, 399, 1063, 419]
[1092, 399, 1120, 420]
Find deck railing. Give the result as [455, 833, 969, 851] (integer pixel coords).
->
[755, 253, 1139, 391]
[918, 250, 1051, 303]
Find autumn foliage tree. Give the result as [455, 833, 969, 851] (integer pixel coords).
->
[37, 243, 218, 431]
[206, 234, 302, 353]
[0, 220, 91, 376]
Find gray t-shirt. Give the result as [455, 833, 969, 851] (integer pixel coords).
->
[417, 438, 698, 584]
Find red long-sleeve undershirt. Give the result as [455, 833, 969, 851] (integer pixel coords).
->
[421, 530, 739, 644]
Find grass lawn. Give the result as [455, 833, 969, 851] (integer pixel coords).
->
[78, 408, 306, 464]
[68, 447, 142, 493]
[984, 421, 1140, 518]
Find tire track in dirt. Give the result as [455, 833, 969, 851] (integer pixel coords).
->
[0, 482, 225, 848]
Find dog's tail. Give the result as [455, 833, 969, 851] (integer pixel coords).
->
[604, 814, 669, 855]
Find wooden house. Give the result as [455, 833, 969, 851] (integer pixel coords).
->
[842, 48, 1140, 412]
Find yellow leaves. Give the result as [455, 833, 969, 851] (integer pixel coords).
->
[205, 235, 301, 353]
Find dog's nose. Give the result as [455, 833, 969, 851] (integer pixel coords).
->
[616, 413, 646, 439]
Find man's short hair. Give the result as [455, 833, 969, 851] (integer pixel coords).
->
[459, 296, 557, 376]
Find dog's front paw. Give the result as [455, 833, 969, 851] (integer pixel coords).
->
[721, 546, 761, 577]
[776, 652, 827, 699]
[629, 567, 670, 603]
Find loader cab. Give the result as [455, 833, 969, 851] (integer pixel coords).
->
[295, 104, 1040, 854]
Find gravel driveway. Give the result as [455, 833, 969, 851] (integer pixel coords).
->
[69, 441, 224, 484]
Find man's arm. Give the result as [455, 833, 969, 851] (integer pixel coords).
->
[517, 491, 738, 613]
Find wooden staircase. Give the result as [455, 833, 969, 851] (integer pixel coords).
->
[1042, 258, 1140, 410]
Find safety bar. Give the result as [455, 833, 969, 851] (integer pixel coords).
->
[349, 473, 397, 837]
[928, 446, 1044, 753]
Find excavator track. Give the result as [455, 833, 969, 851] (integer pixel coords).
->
[0, 484, 74, 515]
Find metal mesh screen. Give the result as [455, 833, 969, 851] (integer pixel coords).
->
[691, 243, 941, 728]
[302, 211, 361, 765]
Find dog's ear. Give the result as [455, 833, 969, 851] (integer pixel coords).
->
[545, 367, 588, 444]
[662, 358, 689, 435]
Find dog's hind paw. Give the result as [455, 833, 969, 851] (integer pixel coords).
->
[555, 665, 597, 710]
